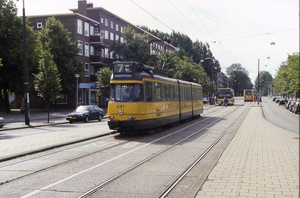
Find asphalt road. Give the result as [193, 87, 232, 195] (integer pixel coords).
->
[0, 98, 249, 197]
[261, 97, 299, 133]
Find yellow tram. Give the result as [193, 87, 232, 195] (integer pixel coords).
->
[107, 61, 203, 133]
[244, 89, 254, 102]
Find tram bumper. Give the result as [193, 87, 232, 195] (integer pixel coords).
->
[108, 120, 134, 130]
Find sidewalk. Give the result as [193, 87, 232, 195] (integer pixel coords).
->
[0, 109, 69, 130]
[195, 105, 299, 198]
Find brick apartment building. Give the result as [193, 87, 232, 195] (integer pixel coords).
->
[27, 0, 176, 109]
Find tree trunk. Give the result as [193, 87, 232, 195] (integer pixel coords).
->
[47, 102, 50, 123]
[4, 88, 11, 113]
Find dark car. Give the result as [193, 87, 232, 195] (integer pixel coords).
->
[272, 97, 276, 101]
[278, 98, 287, 105]
[275, 97, 281, 103]
[0, 117, 5, 128]
[66, 105, 104, 123]
[292, 102, 300, 114]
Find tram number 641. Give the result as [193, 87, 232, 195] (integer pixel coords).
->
[117, 105, 125, 109]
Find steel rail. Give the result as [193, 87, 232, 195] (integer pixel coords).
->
[78, 102, 248, 198]
[158, 102, 251, 197]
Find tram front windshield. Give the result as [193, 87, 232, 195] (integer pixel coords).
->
[218, 91, 231, 98]
[110, 84, 143, 102]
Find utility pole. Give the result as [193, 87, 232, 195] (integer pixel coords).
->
[23, 0, 30, 125]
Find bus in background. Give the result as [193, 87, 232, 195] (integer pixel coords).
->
[217, 88, 235, 105]
[244, 89, 254, 102]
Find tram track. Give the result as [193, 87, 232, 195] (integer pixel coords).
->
[77, 101, 250, 198]
[1, 100, 249, 198]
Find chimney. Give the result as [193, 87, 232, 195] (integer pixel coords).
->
[78, 0, 87, 16]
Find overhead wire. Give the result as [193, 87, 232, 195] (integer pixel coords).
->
[129, 0, 176, 32]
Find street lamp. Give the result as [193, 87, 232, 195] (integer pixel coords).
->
[23, 0, 30, 125]
[75, 74, 80, 107]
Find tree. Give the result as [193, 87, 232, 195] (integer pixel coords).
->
[34, 50, 62, 122]
[97, 67, 112, 99]
[110, 26, 151, 64]
[226, 63, 253, 96]
[38, 17, 82, 95]
[0, 0, 39, 112]
[254, 71, 273, 96]
[273, 53, 299, 98]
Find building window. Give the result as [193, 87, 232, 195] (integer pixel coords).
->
[84, 63, 89, 77]
[104, 48, 109, 58]
[95, 27, 99, 34]
[37, 22, 42, 29]
[110, 32, 114, 41]
[110, 51, 114, 59]
[111, 22, 113, 29]
[115, 35, 119, 41]
[116, 24, 119, 31]
[77, 19, 83, 35]
[90, 45, 94, 56]
[105, 19, 108, 26]
[101, 18, 103, 23]
[90, 65, 94, 75]
[90, 26, 94, 36]
[121, 26, 123, 33]
[120, 37, 124, 43]
[84, 22, 89, 37]
[77, 40, 83, 55]
[105, 30, 108, 39]
[85, 42, 89, 57]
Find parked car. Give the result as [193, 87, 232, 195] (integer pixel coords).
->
[0, 117, 5, 128]
[66, 105, 104, 123]
[275, 97, 281, 103]
[286, 100, 292, 109]
[272, 97, 276, 101]
[292, 101, 300, 114]
[279, 98, 287, 105]
[203, 97, 208, 103]
[289, 101, 296, 111]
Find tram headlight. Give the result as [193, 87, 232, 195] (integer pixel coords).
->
[119, 110, 124, 116]
[128, 116, 135, 120]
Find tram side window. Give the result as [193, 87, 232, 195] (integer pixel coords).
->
[174, 85, 178, 101]
[155, 83, 161, 102]
[170, 84, 174, 101]
[161, 83, 166, 101]
[145, 81, 152, 102]
[165, 84, 170, 101]
[187, 87, 191, 100]
[132, 84, 143, 102]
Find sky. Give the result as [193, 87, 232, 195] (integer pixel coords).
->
[14, 0, 299, 83]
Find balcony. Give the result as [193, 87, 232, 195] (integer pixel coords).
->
[90, 55, 110, 64]
[90, 34, 114, 46]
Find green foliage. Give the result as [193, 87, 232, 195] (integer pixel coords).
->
[97, 67, 112, 98]
[226, 63, 253, 96]
[34, 50, 62, 102]
[110, 26, 150, 64]
[254, 71, 273, 96]
[273, 53, 299, 97]
[38, 17, 82, 95]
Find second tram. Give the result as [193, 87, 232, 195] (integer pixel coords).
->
[107, 61, 203, 133]
[217, 88, 235, 105]
[244, 89, 254, 102]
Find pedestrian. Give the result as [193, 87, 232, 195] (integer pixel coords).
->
[222, 97, 228, 107]
[253, 94, 257, 105]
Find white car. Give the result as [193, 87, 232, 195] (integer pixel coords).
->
[0, 117, 5, 128]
